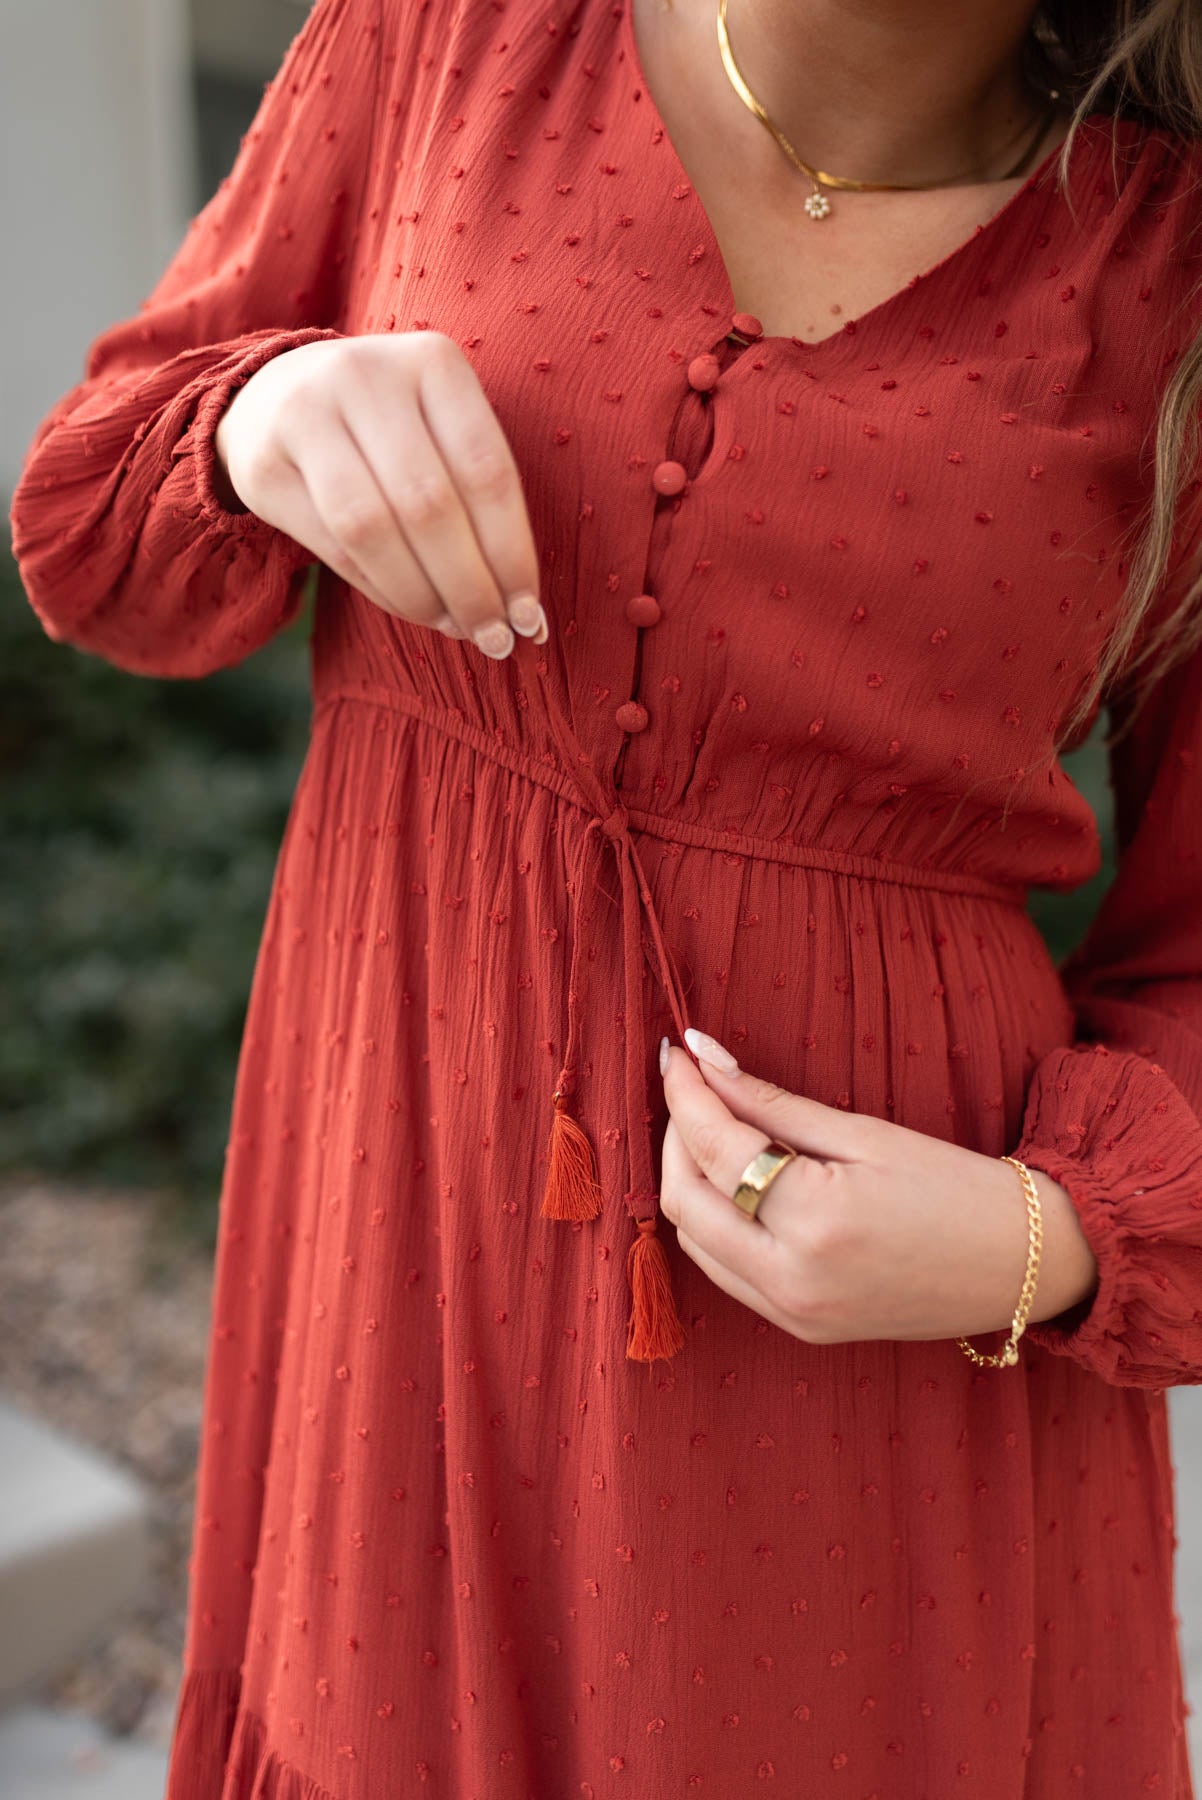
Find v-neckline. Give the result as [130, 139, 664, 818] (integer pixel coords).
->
[616, 0, 1118, 361]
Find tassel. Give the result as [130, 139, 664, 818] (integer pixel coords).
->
[626, 1218, 686, 1362]
[541, 1088, 604, 1221]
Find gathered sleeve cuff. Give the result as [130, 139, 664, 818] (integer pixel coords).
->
[1004, 473, 1202, 1387]
[1013, 1042, 1202, 1386]
[13, 325, 349, 678]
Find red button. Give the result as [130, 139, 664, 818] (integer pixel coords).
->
[651, 459, 688, 496]
[615, 700, 649, 734]
[730, 311, 763, 339]
[687, 353, 720, 392]
[625, 592, 662, 629]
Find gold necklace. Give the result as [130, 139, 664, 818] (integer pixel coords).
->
[715, 0, 1062, 222]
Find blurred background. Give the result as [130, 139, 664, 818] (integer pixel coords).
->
[0, 3, 1199, 1796]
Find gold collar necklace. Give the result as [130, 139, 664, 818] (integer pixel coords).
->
[714, 0, 1063, 221]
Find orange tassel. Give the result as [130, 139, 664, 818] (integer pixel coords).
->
[540, 1090, 604, 1221]
[626, 1219, 686, 1362]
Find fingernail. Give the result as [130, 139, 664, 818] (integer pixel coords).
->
[435, 615, 466, 639]
[506, 592, 542, 636]
[683, 1027, 741, 1074]
[533, 605, 549, 645]
[474, 619, 515, 659]
[659, 1035, 670, 1076]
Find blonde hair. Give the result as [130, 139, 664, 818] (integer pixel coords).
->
[1026, 2, 1202, 747]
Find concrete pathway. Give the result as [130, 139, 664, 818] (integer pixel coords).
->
[0, 1701, 170, 1800]
[0, 1401, 152, 1702]
[1171, 1385, 1202, 1774]
[0, 1396, 167, 1797]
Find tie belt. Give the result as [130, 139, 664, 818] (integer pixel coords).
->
[313, 662, 1030, 1370]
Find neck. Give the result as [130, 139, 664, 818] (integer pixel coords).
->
[716, 0, 1054, 183]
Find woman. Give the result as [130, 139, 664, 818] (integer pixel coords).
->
[11, 0, 1202, 1791]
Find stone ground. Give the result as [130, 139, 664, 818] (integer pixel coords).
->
[0, 1175, 1200, 1795]
[1176, 1386, 1202, 1774]
[0, 1180, 210, 1752]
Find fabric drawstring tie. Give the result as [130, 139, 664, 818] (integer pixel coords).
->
[514, 636, 694, 1365]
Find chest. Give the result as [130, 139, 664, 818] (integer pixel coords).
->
[626, 0, 1042, 347]
[349, 0, 1167, 784]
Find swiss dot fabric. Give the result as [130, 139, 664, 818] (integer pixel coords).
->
[11, 0, 1202, 1793]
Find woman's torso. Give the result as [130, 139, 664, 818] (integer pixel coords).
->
[315, 0, 1202, 899]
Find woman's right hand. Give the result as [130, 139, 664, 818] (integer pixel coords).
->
[213, 331, 548, 658]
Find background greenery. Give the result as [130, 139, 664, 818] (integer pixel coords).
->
[0, 541, 317, 1242]
[0, 527, 1115, 1245]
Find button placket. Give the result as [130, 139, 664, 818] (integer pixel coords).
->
[625, 592, 662, 629]
[614, 699, 649, 734]
[618, 312, 765, 752]
[651, 458, 688, 496]
[686, 351, 720, 393]
[647, 312, 765, 507]
[728, 311, 764, 345]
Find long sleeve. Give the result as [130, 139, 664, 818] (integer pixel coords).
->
[1012, 485, 1202, 1387]
[8, 0, 382, 679]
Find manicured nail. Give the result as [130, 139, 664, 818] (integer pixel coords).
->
[435, 614, 466, 639]
[659, 1035, 670, 1076]
[474, 619, 515, 658]
[683, 1027, 741, 1074]
[506, 592, 542, 636]
[532, 605, 549, 645]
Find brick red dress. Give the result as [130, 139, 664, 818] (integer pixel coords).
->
[12, 0, 1202, 1793]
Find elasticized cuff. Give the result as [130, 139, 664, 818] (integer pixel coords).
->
[183, 326, 346, 544]
[1011, 1041, 1202, 1387]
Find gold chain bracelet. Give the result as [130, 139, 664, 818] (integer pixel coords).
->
[956, 1155, 1044, 1369]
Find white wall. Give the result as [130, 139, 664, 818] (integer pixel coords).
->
[1, 0, 196, 501]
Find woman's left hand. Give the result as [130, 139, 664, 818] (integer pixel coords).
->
[658, 1030, 1101, 1348]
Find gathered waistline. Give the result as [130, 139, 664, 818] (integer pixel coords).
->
[311, 680, 1030, 908]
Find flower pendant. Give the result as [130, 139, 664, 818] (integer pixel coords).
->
[804, 185, 832, 221]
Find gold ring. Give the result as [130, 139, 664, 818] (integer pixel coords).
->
[732, 1138, 797, 1219]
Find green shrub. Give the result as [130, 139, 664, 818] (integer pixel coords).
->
[0, 536, 314, 1241]
[1025, 727, 1116, 966]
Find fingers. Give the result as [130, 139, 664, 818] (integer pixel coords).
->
[222, 332, 549, 656]
[660, 1117, 792, 1304]
[662, 1047, 777, 1205]
[673, 1222, 803, 1339]
[678, 1034, 868, 1162]
[413, 337, 545, 636]
[660, 1041, 838, 1242]
[329, 347, 529, 658]
[293, 413, 454, 627]
[336, 334, 545, 656]
[239, 447, 414, 621]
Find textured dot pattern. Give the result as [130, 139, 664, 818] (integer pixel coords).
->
[10, 0, 1202, 1794]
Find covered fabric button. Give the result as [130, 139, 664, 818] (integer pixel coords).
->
[625, 592, 662, 628]
[730, 311, 764, 339]
[651, 459, 688, 495]
[615, 700, 649, 733]
[687, 353, 720, 392]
